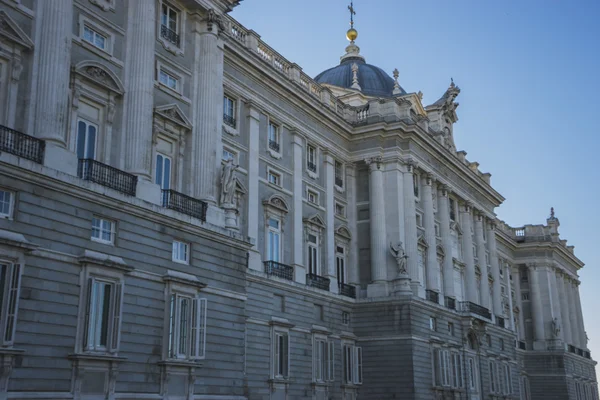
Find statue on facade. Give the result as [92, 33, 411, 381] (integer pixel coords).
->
[389, 241, 408, 277]
[551, 317, 561, 338]
[220, 159, 238, 207]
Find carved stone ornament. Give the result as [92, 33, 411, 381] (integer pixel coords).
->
[85, 66, 111, 84]
[551, 317, 561, 338]
[390, 241, 408, 277]
[207, 9, 225, 33]
[220, 158, 238, 207]
[364, 156, 382, 171]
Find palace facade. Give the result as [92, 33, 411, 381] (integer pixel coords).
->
[0, 0, 596, 399]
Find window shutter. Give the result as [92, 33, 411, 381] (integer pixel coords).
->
[3, 264, 21, 345]
[197, 298, 207, 359]
[83, 277, 94, 351]
[353, 346, 362, 384]
[274, 333, 280, 377]
[327, 340, 334, 382]
[283, 333, 289, 378]
[109, 283, 122, 353]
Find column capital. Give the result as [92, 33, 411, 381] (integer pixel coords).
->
[475, 212, 484, 222]
[486, 219, 497, 230]
[424, 172, 434, 186]
[438, 183, 451, 197]
[345, 162, 356, 175]
[402, 157, 418, 173]
[526, 262, 537, 270]
[364, 156, 382, 171]
[461, 201, 473, 213]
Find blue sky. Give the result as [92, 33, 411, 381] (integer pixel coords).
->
[232, 0, 600, 370]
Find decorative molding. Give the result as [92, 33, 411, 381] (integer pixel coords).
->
[73, 61, 124, 95]
[0, 10, 34, 49]
[154, 103, 193, 130]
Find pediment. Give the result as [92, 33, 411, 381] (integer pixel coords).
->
[450, 221, 463, 235]
[155, 104, 192, 130]
[262, 195, 289, 214]
[234, 177, 247, 194]
[436, 244, 445, 257]
[417, 234, 428, 249]
[335, 225, 352, 240]
[303, 214, 325, 229]
[74, 61, 124, 95]
[0, 11, 33, 49]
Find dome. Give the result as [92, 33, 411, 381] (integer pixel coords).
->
[314, 58, 406, 98]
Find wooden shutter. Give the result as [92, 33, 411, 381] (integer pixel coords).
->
[282, 333, 289, 378]
[82, 277, 94, 351]
[353, 346, 362, 384]
[109, 282, 123, 353]
[3, 264, 21, 345]
[327, 340, 335, 382]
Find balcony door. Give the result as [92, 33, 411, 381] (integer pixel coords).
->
[267, 218, 281, 263]
[155, 153, 172, 190]
[76, 118, 97, 160]
[336, 246, 346, 284]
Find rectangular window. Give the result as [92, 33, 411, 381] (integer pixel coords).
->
[268, 122, 280, 152]
[314, 338, 334, 382]
[91, 217, 115, 244]
[267, 218, 281, 263]
[434, 349, 453, 387]
[307, 233, 319, 275]
[172, 240, 189, 264]
[159, 69, 178, 91]
[168, 294, 207, 360]
[342, 311, 350, 326]
[336, 246, 346, 285]
[223, 95, 236, 128]
[429, 316, 437, 331]
[155, 153, 172, 190]
[0, 263, 22, 346]
[222, 148, 235, 162]
[0, 190, 14, 219]
[468, 357, 477, 390]
[335, 160, 344, 188]
[83, 25, 107, 50]
[161, 3, 178, 32]
[307, 145, 317, 173]
[504, 364, 512, 394]
[273, 331, 289, 379]
[77, 118, 97, 160]
[268, 170, 281, 186]
[452, 353, 464, 388]
[343, 344, 363, 385]
[307, 190, 319, 205]
[83, 276, 122, 353]
[335, 203, 345, 217]
[448, 322, 454, 336]
[500, 338, 505, 351]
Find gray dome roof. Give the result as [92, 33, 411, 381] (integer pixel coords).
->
[314, 59, 406, 98]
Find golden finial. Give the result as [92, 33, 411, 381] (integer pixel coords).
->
[346, 1, 358, 42]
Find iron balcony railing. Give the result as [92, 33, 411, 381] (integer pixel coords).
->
[264, 261, 293, 281]
[519, 341, 527, 350]
[160, 24, 180, 47]
[78, 159, 137, 196]
[426, 290, 440, 304]
[335, 176, 344, 187]
[339, 283, 356, 299]
[568, 345, 576, 354]
[307, 161, 317, 173]
[268, 140, 280, 153]
[445, 297, 456, 310]
[223, 113, 236, 129]
[162, 189, 208, 222]
[458, 301, 492, 320]
[0, 125, 45, 164]
[497, 317, 506, 328]
[306, 273, 330, 291]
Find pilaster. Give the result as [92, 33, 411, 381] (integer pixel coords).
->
[365, 156, 387, 297]
[246, 102, 262, 272]
[547, 266, 564, 347]
[324, 151, 338, 293]
[292, 131, 305, 284]
[528, 263, 546, 348]
[346, 164, 359, 285]
[402, 160, 419, 295]
[474, 213, 490, 309]
[512, 266, 525, 341]
[567, 277, 581, 348]
[460, 203, 477, 303]
[422, 174, 439, 297]
[505, 262, 515, 331]
[557, 272, 572, 346]
[383, 159, 405, 282]
[574, 282, 587, 349]
[487, 221, 503, 316]
[437, 185, 454, 300]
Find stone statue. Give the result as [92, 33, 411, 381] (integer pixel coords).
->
[389, 241, 408, 276]
[551, 317, 561, 338]
[220, 159, 238, 207]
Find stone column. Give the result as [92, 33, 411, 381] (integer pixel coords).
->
[291, 132, 305, 283]
[403, 161, 419, 294]
[474, 214, 490, 309]
[346, 164, 360, 285]
[245, 102, 262, 272]
[365, 157, 387, 297]
[460, 203, 477, 303]
[547, 266, 564, 346]
[437, 185, 455, 301]
[574, 282, 587, 348]
[191, 11, 224, 203]
[505, 262, 515, 331]
[487, 222, 503, 316]
[324, 152, 338, 293]
[557, 271, 572, 346]
[567, 278, 581, 348]
[529, 264, 546, 347]
[512, 266, 525, 341]
[422, 174, 439, 297]
[123, 0, 159, 203]
[384, 160, 405, 282]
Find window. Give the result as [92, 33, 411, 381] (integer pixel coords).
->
[267, 218, 281, 263]
[467, 357, 477, 390]
[307, 233, 319, 275]
[172, 241, 189, 264]
[91, 217, 115, 244]
[307, 190, 319, 205]
[307, 144, 317, 173]
[335, 160, 344, 188]
[168, 294, 207, 360]
[342, 311, 350, 326]
[160, 3, 180, 46]
[521, 292, 530, 301]
[449, 198, 456, 221]
[223, 95, 236, 128]
[433, 349, 463, 388]
[0, 262, 22, 346]
[429, 317, 437, 331]
[159, 69, 178, 91]
[336, 246, 346, 285]
[504, 364, 512, 394]
[435, 223, 441, 237]
[448, 322, 454, 336]
[83, 25, 107, 50]
[343, 344, 363, 385]
[335, 202, 345, 217]
[0, 190, 14, 219]
[222, 148, 235, 162]
[77, 118, 97, 159]
[500, 338, 505, 351]
[413, 174, 420, 198]
[83, 276, 122, 353]
[155, 153, 172, 190]
[313, 338, 334, 383]
[268, 170, 281, 187]
[486, 334, 492, 347]
[268, 121, 280, 153]
[273, 331, 289, 379]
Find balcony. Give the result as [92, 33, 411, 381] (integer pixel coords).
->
[0, 125, 45, 164]
[307, 161, 317, 173]
[78, 159, 137, 196]
[268, 140, 280, 152]
[160, 24, 180, 47]
[445, 297, 456, 310]
[458, 301, 492, 320]
[264, 261, 293, 281]
[496, 317, 506, 328]
[339, 283, 356, 299]
[426, 290, 440, 304]
[306, 273, 330, 291]
[162, 189, 208, 222]
[223, 113, 236, 129]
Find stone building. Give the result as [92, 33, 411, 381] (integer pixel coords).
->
[0, 0, 596, 399]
